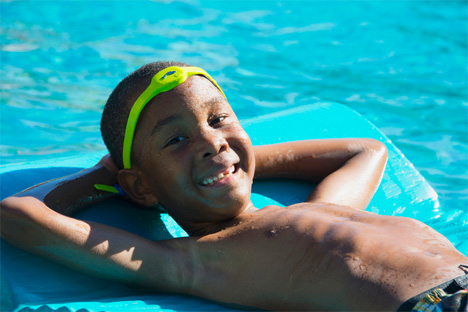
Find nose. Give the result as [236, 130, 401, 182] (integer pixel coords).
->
[195, 128, 229, 160]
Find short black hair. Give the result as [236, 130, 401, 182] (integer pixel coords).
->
[101, 61, 190, 169]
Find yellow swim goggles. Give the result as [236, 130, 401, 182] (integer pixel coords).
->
[122, 66, 225, 169]
[94, 66, 225, 194]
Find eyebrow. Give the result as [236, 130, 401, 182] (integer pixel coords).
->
[205, 96, 227, 107]
[150, 114, 181, 136]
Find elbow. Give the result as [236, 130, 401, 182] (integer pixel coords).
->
[0, 197, 25, 241]
[350, 139, 388, 180]
[1, 197, 18, 242]
[373, 139, 388, 165]
[1, 196, 33, 219]
[360, 139, 388, 180]
[1, 196, 22, 222]
[360, 139, 388, 163]
[0, 196, 42, 243]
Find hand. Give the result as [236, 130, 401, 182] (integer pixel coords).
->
[97, 154, 119, 177]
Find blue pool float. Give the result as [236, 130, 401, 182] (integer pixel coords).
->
[1, 103, 460, 312]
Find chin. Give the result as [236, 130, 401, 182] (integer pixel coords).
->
[204, 196, 251, 222]
[220, 191, 252, 219]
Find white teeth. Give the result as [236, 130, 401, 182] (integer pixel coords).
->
[202, 165, 236, 186]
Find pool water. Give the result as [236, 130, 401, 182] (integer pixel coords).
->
[1, 1, 467, 236]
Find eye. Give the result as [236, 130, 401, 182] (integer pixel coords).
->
[164, 136, 185, 147]
[210, 115, 227, 126]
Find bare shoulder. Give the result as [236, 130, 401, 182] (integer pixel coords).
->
[233, 201, 438, 239]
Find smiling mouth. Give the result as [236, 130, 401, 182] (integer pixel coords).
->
[201, 164, 239, 186]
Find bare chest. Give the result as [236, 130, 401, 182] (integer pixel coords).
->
[201, 204, 466, 310]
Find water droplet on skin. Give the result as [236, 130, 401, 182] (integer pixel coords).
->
[410, 284, 415, 287]
[359, 264, 367, 270]
[268, 228, 279, 237]
[353, 256, 360, 261]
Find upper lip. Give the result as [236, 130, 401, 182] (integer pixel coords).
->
[199, 164, 237, 186]
[197, 153, 240, 186]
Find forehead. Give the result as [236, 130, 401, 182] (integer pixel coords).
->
[133, 75, 233, 139]
[145, 75, 230, 116]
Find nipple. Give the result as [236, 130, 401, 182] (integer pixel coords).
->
[267, 227, 279, 237]
[459, 264, 468, 274]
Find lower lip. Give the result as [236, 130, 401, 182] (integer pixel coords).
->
[201, 166, 240, 188]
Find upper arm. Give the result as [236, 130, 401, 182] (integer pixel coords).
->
[254, 138, 386, 180]
[253, 139, 388, 210]
[9, 160, 118, 217]
[0, 196, 193, 292]
[305, 139, 388, 209]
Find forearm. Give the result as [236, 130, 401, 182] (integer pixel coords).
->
[0, 196, 186, 292]
[254, 139, 388, 209]
[0, 155, 190, 292]
[12, 163, 118, 216]
[254, 139, 373, 181]
[306, 140, 388, 209]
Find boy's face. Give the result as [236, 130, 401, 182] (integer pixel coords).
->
[130, 75, 255, 223]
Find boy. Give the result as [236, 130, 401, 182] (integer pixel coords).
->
[1, 61, 467, 311]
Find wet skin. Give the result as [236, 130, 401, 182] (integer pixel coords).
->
[189, 204, 467, 311]
[1, 76, 467, 311]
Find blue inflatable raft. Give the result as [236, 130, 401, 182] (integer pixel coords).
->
[1, 103, 461, 312]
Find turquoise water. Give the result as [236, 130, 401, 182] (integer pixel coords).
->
[1, 1, 467, 217]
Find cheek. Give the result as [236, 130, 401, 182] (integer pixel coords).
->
[149, 163, 177, 186]
[148, 159, 193, 197]
[228, 132, 255, 181]
[235, 130, 255, 164]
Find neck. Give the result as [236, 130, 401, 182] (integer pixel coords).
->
[175, 201, 257, 236]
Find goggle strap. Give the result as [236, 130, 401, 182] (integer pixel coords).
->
[94, 183, 126, 195]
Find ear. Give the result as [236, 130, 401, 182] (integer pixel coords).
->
[118, 169, 158, 207]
